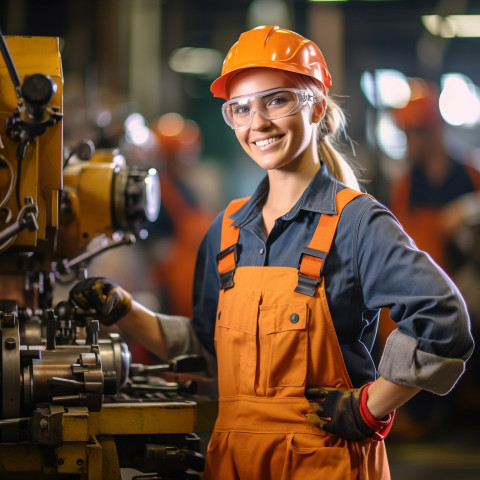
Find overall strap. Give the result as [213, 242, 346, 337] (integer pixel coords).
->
[217, 197, 250, 289]
[295, 188, 364, 296]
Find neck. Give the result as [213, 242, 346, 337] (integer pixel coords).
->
[261, 161, 320, 235]
[271, 148, 320, 198]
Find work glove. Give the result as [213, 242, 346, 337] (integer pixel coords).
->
[305, 383, 394, 441]
[69, 277, 132, 326]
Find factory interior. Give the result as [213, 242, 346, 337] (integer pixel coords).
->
[0, 0, 480, 478]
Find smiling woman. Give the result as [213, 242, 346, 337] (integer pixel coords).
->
[210, 24, 359, 190]
[224, 68, 322, 185]
[68, 25, 474, 480]
[197, 25, 472, 480]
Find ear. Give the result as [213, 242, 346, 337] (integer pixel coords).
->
[312, 99, 326, 123]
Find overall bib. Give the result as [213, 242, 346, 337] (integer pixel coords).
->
[204, 189, 390, 480]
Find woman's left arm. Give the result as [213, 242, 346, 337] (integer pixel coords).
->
[354, 197, 474, 395]
[366, 377, 420, 419]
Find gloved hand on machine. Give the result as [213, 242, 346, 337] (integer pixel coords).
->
[305, 383, 395, 441]
[69, 277, 132, 326]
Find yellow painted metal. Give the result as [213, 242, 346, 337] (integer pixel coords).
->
[2, 36, 62, 77]
[0, 403, 196, 476]
[59, 159, 116, 257]
[0, 36, 63, 249]
[0, 443, 54, 473]
[60, 403, 196, 441]
[87, 402, 196, 435]
[98, 435, 121, 480]
[55, 442, 87, 475]
[60, 406, 90, 442]
[86, 435, 104, 480]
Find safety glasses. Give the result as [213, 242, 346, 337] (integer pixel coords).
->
[222, 87, 315, 130]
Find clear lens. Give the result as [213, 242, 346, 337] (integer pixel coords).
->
[222, 88, 314, 129]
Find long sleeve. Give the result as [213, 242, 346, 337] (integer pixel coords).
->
[156, 312, 218, 377]
[353, 198, 474, 394]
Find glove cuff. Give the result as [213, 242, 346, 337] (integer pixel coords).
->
[359, 382, 395, 441]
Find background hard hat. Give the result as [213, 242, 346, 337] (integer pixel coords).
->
[210, 25, 332, 100]
[392, 78, 443, 130]
[150, 112, 202, 165]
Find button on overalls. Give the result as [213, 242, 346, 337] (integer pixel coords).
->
[204, 189, 390, 480]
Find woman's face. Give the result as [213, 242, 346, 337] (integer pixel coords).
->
[227, 68, 320, 173]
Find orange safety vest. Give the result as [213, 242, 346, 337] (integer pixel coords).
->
[204, 189, 390, 480]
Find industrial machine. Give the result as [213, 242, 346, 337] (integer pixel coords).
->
[0, 32, 211, 479]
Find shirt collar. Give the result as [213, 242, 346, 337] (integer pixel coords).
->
[230, 163, 339, 226]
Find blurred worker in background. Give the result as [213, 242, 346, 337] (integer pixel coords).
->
[147, 113, 215, 317]
[389, 78, 480, 271]
[379, 78, 480, 438]
[68, 27, 473, 479]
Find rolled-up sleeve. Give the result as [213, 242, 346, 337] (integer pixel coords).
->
[156, 313, 218, 377]
[354, 199, 474, 394]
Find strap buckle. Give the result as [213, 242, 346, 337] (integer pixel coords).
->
[216, 244, 239, 289]
[294, 247, 327, 297]
[294, 273, 322, 296]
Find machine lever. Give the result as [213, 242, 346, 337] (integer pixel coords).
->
[0, 25, 21, 95]
[0, 198, 38, 244]
[52, 233, 136, 278]
[129, 355, 207, 377]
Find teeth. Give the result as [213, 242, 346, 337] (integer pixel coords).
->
[255, 136, 280, 147]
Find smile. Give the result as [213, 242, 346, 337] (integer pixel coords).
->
[254, 136, 281, 147]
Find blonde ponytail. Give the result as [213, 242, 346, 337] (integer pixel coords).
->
[318, 140, 360, 191]
[316, 97, 360, 191]
[281, 71, 361, 190]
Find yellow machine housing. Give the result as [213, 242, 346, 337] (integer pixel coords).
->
[0, 35, 212, 479]
[0, 36, 63, 250]
[59, 151, 123, 258]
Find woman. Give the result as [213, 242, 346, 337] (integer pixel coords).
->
[70, 26, 473, 479]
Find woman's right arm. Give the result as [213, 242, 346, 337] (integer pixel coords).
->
[68, 212, 224, 374]
[115, 300, 168, 360]
[118, 213, 224, 372]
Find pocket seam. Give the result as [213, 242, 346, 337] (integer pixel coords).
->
[265, 303, 308, 334]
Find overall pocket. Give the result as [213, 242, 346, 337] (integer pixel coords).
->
[282, 433, 351, 480]
[260, 302, 309, 388]
[215, 291, 261, 396]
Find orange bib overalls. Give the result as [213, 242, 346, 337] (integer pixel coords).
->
[204, 189, 390, 480]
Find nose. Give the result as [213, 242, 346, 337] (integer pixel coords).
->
[250, 108, 271, 130]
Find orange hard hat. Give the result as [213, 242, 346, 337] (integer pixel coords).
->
[393, 78, 442, 130]
[151, 112, 202, 155]
[150, 113, 202, 168]
[210, 25, 332, 100]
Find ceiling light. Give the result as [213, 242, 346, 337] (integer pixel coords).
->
[422, 15, 480, 38]
[360, 70, 410, 108]
[439, 74, 480, 126]
[169, 47, 223, 78]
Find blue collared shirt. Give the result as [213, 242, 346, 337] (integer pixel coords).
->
[191, 164, 473, 387]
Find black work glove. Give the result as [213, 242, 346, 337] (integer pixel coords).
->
[69, 277, 132, 326]
[305, 385, 375, 440]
